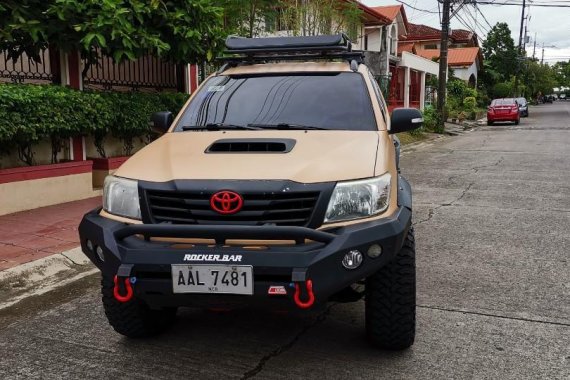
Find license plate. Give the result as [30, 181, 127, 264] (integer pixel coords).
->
[172, 264, 253, 295]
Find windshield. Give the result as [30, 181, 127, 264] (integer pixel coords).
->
[517, 98, 527, 105]
[175, 73, 377, 131]
[491, 98, 516, 106]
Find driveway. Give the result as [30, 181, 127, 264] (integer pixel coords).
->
[0, 102, 569, 379]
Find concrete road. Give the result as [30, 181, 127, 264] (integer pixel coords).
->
[1, 103, 569, 379]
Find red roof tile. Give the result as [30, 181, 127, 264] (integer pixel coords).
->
[405, 24, 477, 45]
[417, 47, 481, 66]
[405, 23, 441, 40]
[416, 49, 440, 61]
[451, 29, 474, 42]
[369, 5, 409, 33]
[342, 0, 391, 25]
[370, 5, 402, 22]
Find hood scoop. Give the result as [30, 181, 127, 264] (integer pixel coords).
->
[206, 138, 296, 153]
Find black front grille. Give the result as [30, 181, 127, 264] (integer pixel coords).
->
[145, 190, 321, 227]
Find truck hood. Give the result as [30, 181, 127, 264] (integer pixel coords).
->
[115, 130, 380, 183]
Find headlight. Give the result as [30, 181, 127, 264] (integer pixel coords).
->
[324, 173, 391, 223]
[103, 176, 141, 220]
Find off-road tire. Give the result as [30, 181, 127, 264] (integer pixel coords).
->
[101, 275, 177, 338]
[365, 227, 416, 350]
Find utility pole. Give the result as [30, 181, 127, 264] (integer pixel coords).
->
[436, 0, 451, 131]
[513, 0, 526, 97]
[541, 43, 545, 65]
[517, 0, 526, 53]
[532, 32, 537, 60]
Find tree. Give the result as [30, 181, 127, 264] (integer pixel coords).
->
[219, 0, 276, 38]
[523, 60, 557, 98]
[482, 23, 518, 82]
[0, 0, 226, 65]
[220, 0, 363, 41]
[552, 61, 570, 88]
[288, 0, 363, 40]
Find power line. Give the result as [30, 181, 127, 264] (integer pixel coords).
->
[477, 1, 570, 7]
[394, 0, 439, 13]
[463, 5, 490, 36]
[474, 3, 494, 30]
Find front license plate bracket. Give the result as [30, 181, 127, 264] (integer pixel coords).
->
[171, 264, 253, 295]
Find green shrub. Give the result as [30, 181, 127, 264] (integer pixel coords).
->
[421, 105, 444, 133]
[0, 84, 114, 164]
[447, 79, 478, 116]
[0, 84, 189, 164]
[463, 96, 477, 109]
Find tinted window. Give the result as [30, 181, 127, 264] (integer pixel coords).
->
[491, 98, 516, 106]
[175, 73, 377, 131]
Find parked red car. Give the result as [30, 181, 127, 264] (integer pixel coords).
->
[487, 98, 520, 125]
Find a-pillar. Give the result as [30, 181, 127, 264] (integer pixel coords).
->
[419, 71, 426, 110]
[403, 66, 410, 108]
[60, 50, 86, 161]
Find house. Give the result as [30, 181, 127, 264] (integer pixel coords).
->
[404, 24, 479, 50]
[416, 47, 482, 87]
[404, 23, 482, 86]
[362, 4, 439, 111]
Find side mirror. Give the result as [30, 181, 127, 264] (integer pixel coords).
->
[389, 108, 423, 134]
[151, 111, 173, 134]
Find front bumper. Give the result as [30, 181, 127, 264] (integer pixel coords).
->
[79, 200, 411, 310]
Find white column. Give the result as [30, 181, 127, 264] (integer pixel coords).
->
[420, 71, 426, 110]
[404, 67, 410, 108]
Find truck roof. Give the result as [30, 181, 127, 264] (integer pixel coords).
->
[223, 61, 353, 76]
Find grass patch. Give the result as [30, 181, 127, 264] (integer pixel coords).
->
[397, 131, 429, 145]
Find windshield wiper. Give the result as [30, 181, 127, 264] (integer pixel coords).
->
[182, 123, 261, 131]
[247, 123, 327, 130]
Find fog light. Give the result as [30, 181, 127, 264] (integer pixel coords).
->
[342, 250, 363, 270]
[96, 246, 105, 262]
[367, 244, 383, 258]
[86, 240, 94, 252]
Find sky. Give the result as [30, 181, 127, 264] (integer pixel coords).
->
[362, 0, 570, 64]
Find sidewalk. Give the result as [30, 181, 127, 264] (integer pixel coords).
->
[0, 197, 101, 271]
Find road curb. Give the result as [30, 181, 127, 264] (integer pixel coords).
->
[0, 247, 96, 311]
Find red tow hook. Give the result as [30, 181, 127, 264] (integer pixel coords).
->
[113, 275, 134, 303]
[293, 279, 315, 309]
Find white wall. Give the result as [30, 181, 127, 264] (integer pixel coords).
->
[365, 27, 382, 52]
[452, 61, 478, 84]
[400, 52, 439, 76]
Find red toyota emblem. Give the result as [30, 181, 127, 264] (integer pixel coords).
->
[210, 191, 243, 214]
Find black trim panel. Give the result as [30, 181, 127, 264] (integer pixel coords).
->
[205, 138, 296, 154]
[139, 180, 335, 229]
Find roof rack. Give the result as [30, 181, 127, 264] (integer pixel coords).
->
[217, 34, 364, 70]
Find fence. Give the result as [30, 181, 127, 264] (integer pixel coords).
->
[82, 52, 184, 92]
[1, 47, 186, 93]
[0, 48, 60, 85]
